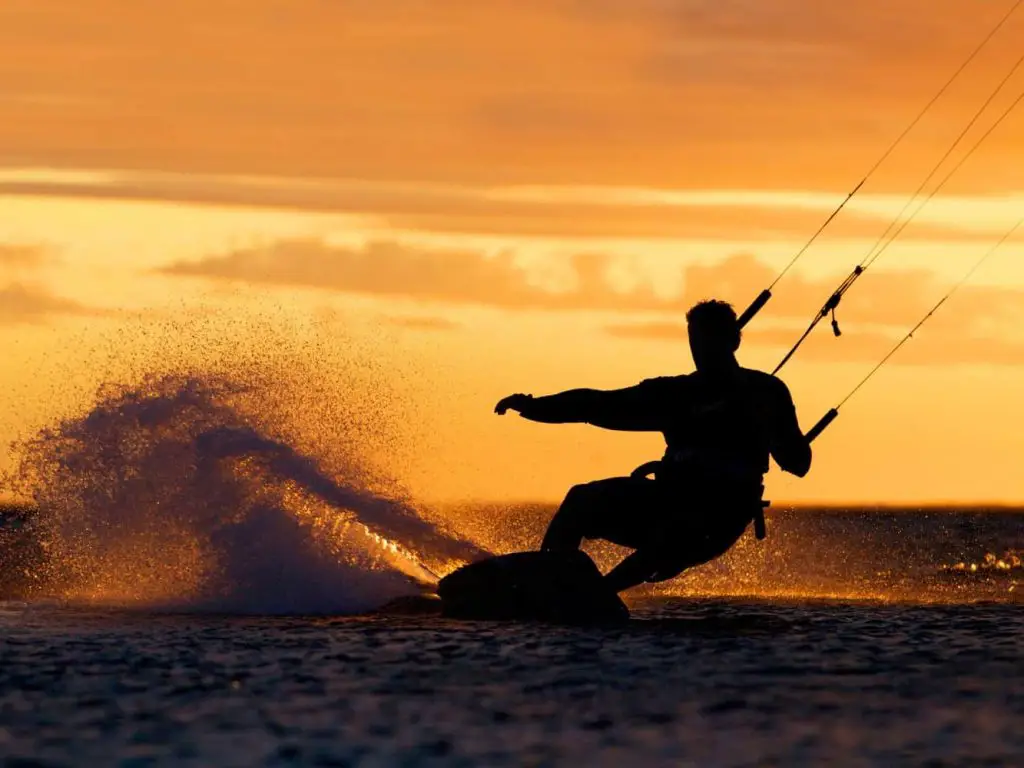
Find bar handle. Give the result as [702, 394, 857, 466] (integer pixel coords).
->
[737, 289, 772, 329]
[805, 408, 839, 443]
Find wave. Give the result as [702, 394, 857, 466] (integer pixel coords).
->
[6, 374, 486, 614]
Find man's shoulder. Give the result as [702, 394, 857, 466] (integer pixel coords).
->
[738, 367, 792, 397]
[631, 374, 690, 399]
[738, 367, 780, 384]
[637, 374, 690, 389]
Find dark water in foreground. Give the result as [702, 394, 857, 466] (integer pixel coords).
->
[1, 597, 1021, 767]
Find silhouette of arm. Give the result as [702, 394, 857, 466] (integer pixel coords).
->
[515, 381, 667, 432]
[768, 379, 812, 477]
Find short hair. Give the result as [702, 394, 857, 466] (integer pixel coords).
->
[686, 300, 741, 347]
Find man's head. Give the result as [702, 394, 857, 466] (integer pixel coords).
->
[686, 300, 741, 371]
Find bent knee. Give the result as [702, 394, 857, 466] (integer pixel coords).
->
[564, 482, 600, 504]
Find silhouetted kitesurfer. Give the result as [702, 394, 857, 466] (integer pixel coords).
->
[494, 300, 812, 593]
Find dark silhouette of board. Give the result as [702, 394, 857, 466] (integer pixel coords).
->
[437, 550, 629, 623]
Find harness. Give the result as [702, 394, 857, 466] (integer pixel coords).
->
[630, 456, 771, 540]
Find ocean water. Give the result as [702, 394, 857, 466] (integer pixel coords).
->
[1, 375, 1022, 765]
[1, 593, 1021, 766]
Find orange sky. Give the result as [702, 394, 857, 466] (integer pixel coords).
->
[2, 0, 1024, 505]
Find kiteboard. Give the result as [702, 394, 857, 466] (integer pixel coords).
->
[436, 550, 629, 623]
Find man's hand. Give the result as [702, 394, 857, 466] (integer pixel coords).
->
[494, 393, 533, 415]
[630, 460, 662, 479]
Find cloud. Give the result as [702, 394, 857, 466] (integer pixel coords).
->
[161, 240, 1024, 340]
[0, 244, 48, 269]
[605, 322, 1024, 367]
[381, 315, 461, 331]
[0, 1, 1018, 193]
[5, 168, 1016, 242]
[605, 322, 690, 342]
[679, 254, 1024, 335]
[161, 239, 673, 312]
[0, 282, 106, 325]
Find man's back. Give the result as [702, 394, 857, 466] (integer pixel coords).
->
[630, 367, 811, 482]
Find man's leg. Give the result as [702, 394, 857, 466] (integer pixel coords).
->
[603, 549, 666, 593]
[605, 516, 752, 593]
[540, 480, 604, 552]
[541, 477, 661, 553]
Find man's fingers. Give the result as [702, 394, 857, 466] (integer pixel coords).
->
[494, 395, 514, 415]
[495, 392, 531, 415]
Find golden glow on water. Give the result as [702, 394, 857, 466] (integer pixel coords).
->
[53, 526, 210, 607]
[944, 551, 1022, 572]
[263, 473, 443, 587]
[418, 504, 1022, 606]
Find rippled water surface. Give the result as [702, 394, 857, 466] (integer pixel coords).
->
[1, 598, 1022, 767]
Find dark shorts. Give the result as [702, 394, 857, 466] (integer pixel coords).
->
[563, 476, 756, 575]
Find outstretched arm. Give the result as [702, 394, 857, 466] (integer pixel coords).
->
[769, 380, 812, 477]
[495, 381, 665, 432]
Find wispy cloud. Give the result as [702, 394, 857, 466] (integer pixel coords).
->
[683, 254, 1024, 334]
[604, 322, 691, 342]
[380, 315, 461, 332]
[0, 244, 49, 269]
[160, 240, 1024, 339]
[2, 168, 1019, 241]
[0, 283, 107, 325]
[606, 319, 1024, 367]
[0, 1, 1017, 191]
[160, 239, 673, 312]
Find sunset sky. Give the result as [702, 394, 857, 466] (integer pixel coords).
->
[2, 0, 1024, 505]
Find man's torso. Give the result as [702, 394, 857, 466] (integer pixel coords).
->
[638, 368, 785, 494]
